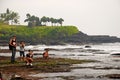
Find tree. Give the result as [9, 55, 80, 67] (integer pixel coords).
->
[50, 18, 55, 26]
[41, 16, 47, 26]
[46, 17, 50, 26]
[24, 14, 64, 27]
[35, 17, 41, 26]
[54, 19, 58, 26]
[10, 12, 19, 24]
[26, 13, 31, 18]
[58, 18, 64, 26]
[24, 13, 41, 27]
[24, 14, 35, 27]
[6, 8, 10, 14]
[0, 8, 19, 25]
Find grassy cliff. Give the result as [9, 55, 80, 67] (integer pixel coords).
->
[0, 24, 79, 44]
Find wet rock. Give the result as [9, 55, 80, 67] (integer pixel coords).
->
[33, 53, 43, 55]
[61, 76, 76, 80]
[69, 54, 75, 56]
[85, 45, 91, 48]
[93, 51, 109, 54]
[44, 48, 60, 51]
[105, 74, 120, 79]
[57, 62, 71, 66]
[61, 75, 94, 80]
[98, 74, 120, 79]
[84, 75, 95, 79]
[35, 63, 71, 72]
[111, 53, 120, 55]
[93, 66, 120, 70]
[10, 77, 25, 80]
[10, 74, 31, 80]
[53, 63, 71, 72]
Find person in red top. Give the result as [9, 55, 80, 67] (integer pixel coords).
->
[9, 35, 17, 63]
[43, 48, 49, 59]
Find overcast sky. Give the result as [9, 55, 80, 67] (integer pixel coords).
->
[0, 0, 120, 37]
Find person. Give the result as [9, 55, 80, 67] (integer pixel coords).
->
[9, 35, 17, 63]
[19, 41, 25, 61]
[43, 48, 49, 59]
[25, 50, 33, 66]
[0, 72, 3, 80]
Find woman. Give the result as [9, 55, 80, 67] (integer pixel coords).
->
[9, 35, 17, 63]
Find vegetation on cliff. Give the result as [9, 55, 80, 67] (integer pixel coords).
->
[0, 23, 79, 44]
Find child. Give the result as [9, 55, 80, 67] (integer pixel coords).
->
[19, 41, 25, 61]
[26, 50, 33, 66]
[43, 48, 49, 59]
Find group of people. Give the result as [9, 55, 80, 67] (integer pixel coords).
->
[9, 36, 49, 66]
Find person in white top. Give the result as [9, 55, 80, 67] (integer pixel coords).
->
[19, 41, 25, 61]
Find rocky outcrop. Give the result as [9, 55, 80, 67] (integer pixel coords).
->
[0, 31, 120, 45]
[65, 31, 120, 44]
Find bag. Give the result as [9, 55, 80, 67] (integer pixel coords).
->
[9, 44, 13, 50]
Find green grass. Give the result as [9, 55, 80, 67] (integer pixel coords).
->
[0, 24, 79, 44]
[0, 58, 96, 67]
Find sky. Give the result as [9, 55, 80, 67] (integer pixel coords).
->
[0, 0, 120, 37]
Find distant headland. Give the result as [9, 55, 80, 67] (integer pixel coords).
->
[0, 23, 120, 45]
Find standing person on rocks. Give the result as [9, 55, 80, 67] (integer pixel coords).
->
[9, 35, 17, 63]
[0, 72, 3, 80]
[19, 41, 25, 61]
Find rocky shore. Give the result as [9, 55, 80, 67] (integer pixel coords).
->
[0, 55, 95, 80]
[0, 47, 120, 80]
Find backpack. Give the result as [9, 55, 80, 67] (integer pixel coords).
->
[9, 44, 13, 50]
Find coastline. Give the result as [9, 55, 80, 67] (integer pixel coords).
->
[0, 44, 120, 80]
[0, 56, 95, 80]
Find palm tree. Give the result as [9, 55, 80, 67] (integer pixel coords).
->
[35, 17, 41, 26]
[50, 18, 55, 26]
[54, 19, 58, 26]
[10, 12, 19, 24]
[0, 8, 19, 25]
[41, 16, 47, 26]
[46, 17, 50, 26]
[58, 18, 64, 26]
[6, 8, 10, 14]
[5, 8, 11, 23]
[24, 14, 41, 27]
[24, 15, 36, 27]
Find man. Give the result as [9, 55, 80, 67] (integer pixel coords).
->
[9, 35, 17, 63]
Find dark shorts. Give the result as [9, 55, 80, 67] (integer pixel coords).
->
[20, 51, 25, 57]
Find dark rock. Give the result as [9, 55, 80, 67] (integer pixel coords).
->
[105, 74, 120, 79]
[10, 77, 26, 80]
[98, 74, 120, 79]
[111, 53, 120, 55]
[85, 45, 91, 48]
